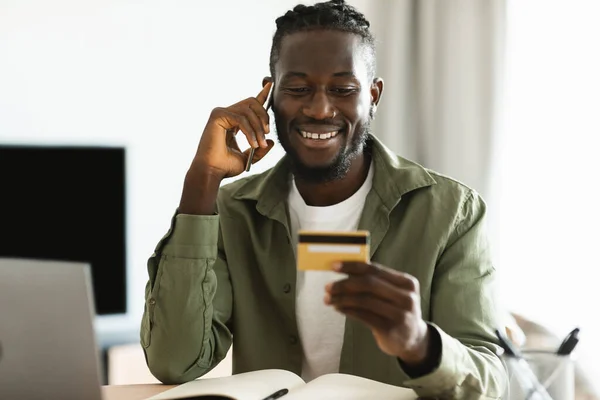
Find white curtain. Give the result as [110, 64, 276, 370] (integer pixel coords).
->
[362, 0, 505, 202]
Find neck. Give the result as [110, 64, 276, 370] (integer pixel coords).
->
[294, 152, 371, 207]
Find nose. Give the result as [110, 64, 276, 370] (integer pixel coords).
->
[302, 89, 336, 120]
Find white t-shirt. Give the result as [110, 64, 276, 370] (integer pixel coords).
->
[287, 163, 374, 382]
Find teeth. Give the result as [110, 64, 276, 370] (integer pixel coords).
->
[300, 131, 338, 140]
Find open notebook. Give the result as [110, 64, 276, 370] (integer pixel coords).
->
[146, 369, 417, 400]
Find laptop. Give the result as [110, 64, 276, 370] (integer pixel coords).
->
[0, 258, 103, 400]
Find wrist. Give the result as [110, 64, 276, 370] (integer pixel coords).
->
[188, 159, 227, 183]
[398, 323, 443, 378]
[399, 321, 431, 365]
[178, 166, 223, 215]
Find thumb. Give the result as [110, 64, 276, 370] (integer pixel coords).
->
[245, 139, 275, 166]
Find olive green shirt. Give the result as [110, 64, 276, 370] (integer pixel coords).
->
[141, 135, 507, 399]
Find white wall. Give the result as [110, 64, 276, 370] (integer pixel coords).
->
[0, 0, 371, 339]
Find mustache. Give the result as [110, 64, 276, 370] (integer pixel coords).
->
[271, 107, 345, 130]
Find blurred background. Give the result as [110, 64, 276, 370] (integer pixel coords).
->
[1, 0, 599, 394]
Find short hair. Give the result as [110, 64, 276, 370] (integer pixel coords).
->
[269, 0, 376, 79]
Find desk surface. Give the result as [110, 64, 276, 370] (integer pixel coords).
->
[102, 384, 175, 400]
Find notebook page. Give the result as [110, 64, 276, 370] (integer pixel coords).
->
[282, 373, 417, 400]
[145, 369, 305, 400]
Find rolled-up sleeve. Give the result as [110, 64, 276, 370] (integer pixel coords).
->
[141, 211, 233, 384]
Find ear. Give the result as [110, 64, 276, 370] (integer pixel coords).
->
[369, 78, 384, 118]
[370, 77, 384, 107]
[262, 76, 273, 88]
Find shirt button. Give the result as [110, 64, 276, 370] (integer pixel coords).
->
[283, 283, 291, 293]
[289, 335, 298, 345]
[148, 298, 156, 305]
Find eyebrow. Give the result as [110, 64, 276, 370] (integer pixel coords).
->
[281, 71, 357, 80]
[332, 71, 356, 77]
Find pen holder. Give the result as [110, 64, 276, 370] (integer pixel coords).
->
[506, 350, 574, 400]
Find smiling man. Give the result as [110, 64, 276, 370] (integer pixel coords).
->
[141, 1, 508, 398]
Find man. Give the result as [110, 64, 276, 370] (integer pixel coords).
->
[141, 1, 508, 398]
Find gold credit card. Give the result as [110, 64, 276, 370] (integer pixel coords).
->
[297, 230, 370, 271]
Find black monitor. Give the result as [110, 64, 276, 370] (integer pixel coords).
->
[0, 144, 126, 316]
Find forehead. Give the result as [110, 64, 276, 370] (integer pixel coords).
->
[276, 30, 369, 79]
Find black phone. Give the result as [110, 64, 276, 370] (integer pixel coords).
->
[245, 83, 274, 172]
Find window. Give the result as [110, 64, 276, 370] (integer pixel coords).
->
[495, 0, 600, 369]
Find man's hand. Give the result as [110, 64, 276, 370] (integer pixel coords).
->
[193, 81, 274, 180]
[324, 261, 436, 368]
[179, 82, 274, 215]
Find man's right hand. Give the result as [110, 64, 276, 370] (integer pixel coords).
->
[193, 81, 274, 179]
[179, 82, 274, 215]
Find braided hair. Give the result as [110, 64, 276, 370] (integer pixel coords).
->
[269, 0, 376, 79]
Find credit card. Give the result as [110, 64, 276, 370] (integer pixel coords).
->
[297, 230, 370, 271]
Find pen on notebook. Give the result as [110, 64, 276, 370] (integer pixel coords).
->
[556, 327, 580, 355]
[260, 388, 288, 400]
[246, 82, 274, 172]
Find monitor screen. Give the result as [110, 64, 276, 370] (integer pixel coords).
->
[0, 145, 126, 316]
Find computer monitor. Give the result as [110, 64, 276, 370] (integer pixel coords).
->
[0, 144, 127, 316]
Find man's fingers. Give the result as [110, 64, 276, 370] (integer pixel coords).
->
[335, 262, 420, 293]
[327, 275, 393, 296]
[248, 101, 270, 131]
[256, 81, 273, 106]
[247, 101, 270, 147]
[225, 129, 241, 152]
[333, 261, 371, 275]
[240, 107, 266, 148]
[335, 306, 388, 332]
[243, 139, 274, 165]
[218, 110, 258, 148]
[327, 293, 406, 321]
[327, 276, 419, 309]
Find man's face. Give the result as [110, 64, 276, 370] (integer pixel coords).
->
[271, 30, 381, 182]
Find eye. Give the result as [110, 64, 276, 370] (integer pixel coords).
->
[284, 87, 310, 94]
[331, 87, 359, 95]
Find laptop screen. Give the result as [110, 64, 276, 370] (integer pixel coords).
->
[0, 144, 126, 316]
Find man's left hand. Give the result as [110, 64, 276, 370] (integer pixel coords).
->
[325, 261, 433, 367]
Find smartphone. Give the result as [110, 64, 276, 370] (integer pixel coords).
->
[245, 83, 274, 172]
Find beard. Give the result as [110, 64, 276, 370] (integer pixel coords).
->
[273, 110, 371, 184]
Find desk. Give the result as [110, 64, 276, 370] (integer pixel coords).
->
[102, 384, 175, 400]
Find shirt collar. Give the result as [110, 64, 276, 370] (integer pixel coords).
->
[231, 134, 437, 217]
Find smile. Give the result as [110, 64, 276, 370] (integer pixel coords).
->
[299, 130, 340, 140]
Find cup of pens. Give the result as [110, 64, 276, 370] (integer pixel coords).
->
[497, 328, 579, 400]
[506, 350, 575, 400]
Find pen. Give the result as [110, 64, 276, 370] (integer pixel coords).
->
[260, 388, 288, 400]
[246, 83, 274, 172]
[556, 327, 580, 355]
[494, 328, 522, 357]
